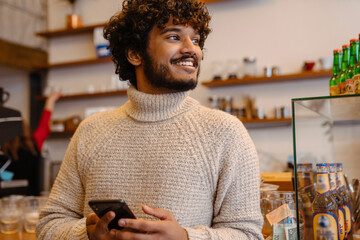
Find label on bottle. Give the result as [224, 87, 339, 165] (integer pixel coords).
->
[316, 173, 330, 194]
[339, 81, 346, 94]
[313, 212, 339, 240]
[344, 204, 352, 236]
[329, 172, 337, 191]
[338, 208, 345, 240]
[345, 79, 355, 94]
[336, 172, 344, 188]
[354, 74, 360, 94]
[330, 85, 339, 96]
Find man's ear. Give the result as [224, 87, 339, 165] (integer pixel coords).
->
[127, 49, 142, 66]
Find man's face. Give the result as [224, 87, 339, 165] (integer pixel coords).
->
[140, 20, 203, 93]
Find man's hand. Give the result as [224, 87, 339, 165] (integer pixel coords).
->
[112, 205, 189, 240]
[86, 211, 116, 240]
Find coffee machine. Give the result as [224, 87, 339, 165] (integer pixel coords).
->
[0, 87, 28, 196]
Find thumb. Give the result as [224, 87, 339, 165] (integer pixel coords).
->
[86, 213, 99, 226]
[142, 205, 174, 221]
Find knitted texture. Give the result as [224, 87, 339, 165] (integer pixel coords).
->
[36, 86, 264, 240]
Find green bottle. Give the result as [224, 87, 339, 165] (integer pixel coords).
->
[337, 44, 350, 94]
[356, 36, 359, 63]
[345, 39, 359, 94]
[330, 49, 342, 96]
[354, 36, 360, 94]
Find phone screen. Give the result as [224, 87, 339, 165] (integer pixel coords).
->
[88, 200, 136, 230]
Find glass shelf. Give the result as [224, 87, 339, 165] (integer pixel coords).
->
[292, 94, 360, 176]
[292, 94, 360, 122]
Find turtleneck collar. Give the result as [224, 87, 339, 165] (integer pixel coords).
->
[125, 85, 198, 122]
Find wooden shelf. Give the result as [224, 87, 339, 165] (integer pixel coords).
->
[202, 70, 332, 88]
[37, 89, 127, 101]
[0, 39, 47, 70]
[49, 131, 75, 138]
[36, 23, 106, 38]
[242, 118, 292, 129]
[35, 56, 112, 70]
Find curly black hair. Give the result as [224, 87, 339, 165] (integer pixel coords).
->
[103, 0, 211, 87]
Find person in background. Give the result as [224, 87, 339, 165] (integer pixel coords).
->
[36, 0, 263, 239]
[1, 90, 62, 195]
[33, 89, 62, 151]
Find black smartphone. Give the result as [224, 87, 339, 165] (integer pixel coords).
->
[88, 199, 136, 230]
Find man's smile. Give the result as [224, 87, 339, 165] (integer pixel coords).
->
[171, 55, 198, 72]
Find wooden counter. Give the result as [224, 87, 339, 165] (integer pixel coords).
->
[261, 172, 294, 191]
[0, 231, 36, 240]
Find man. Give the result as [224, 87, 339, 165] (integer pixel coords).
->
[36, 0, 264, 239]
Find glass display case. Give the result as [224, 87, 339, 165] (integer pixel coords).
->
[292, 94, 360, 240]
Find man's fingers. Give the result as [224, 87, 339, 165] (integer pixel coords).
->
[97, 211, 115, 232]
[119, 218, 162, 233]
[114, 230, 150, 240]
[142, 205, 173, 221]
[86, 213, 99, 226]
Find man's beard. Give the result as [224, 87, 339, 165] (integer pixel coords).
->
[142, 51, 200, 92]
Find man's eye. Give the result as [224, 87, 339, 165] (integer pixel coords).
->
[192, 38, 200, 44]
[169, 35, 179, 40]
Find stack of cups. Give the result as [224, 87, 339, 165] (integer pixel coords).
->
[0, 195, 48, 234]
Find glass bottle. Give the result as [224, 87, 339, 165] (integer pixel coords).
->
[224, 96, 233, 114]
[208, 95, 219, 110]
[297, 164, 308, 240]
[313, 163, 339, 239]
[356, 34, 360, 73]
[329, 163, 346, 240]
[303, 163, 316, 203]
[301, 163, 316, 240]
[337, 44, 350, 94]
[345, 39, 359, 94]
[297, 163, 305, 190]
[336, 163, 353, 240]
[330, 49, 342, 96]
[353, 36, 360, 93]
[355, 36, 359, 64]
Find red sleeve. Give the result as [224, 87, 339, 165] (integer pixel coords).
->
[32, 110, 52, 151]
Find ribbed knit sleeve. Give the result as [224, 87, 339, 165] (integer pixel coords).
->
[183, 110, 263, 240]
[36, 124, 89, 240]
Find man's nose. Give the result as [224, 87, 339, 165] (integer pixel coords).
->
[180, 37, 196, 55]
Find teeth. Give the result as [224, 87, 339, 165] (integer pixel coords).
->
[176, 61, 194, 66]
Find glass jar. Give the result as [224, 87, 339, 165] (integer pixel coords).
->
[260, 191, 304, 239]
[243, 57, 257, 77]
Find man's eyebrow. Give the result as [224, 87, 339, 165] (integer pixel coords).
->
[161, 27, 200, 36]
[161, 27, 181, 34]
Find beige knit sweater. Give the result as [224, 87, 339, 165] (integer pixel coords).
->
[36, 86, 264, 240]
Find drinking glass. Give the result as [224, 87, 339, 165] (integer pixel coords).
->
[260, 191, 302, 239]
[0, 196, 24, 234]
[22, 196, 48, 233]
